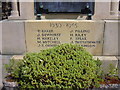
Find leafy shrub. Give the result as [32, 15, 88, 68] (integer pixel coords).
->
[6, 44, 102, 89]
[107, 64, 118, 76]
[4, 59, 22, 81]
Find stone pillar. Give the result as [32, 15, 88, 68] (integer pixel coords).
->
[110, 0, 119, 16]
[93, 1, 111, 19]
[19, 0, 35, 20]
[93, 0, 119, 20]
[0, 21, 1, 54]
[9, 0, 19, 18]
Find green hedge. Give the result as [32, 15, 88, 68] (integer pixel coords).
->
[10, 44, 102, 89]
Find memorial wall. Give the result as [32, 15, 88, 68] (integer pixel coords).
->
[1, 1, 119, 56]
[0, 1, 120, 89]
[25, 20, 104, 55]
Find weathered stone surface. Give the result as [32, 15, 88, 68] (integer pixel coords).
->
[93, 1, 119, 20]
[94, 2, 111, 20]
[19, 1, 35, 20]
[103, 20, 119, 56]
[0, 55, 3, 89]
[0, 21, 2, 54]
[25, 20, 105, 55]
[2, 20, 26, 54]
[118, 21, 120, 56]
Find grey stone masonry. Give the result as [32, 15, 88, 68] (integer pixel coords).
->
[0, 21, 2, 54]
[0, 55, 2, 89]
[103, 20, 119, 56]
[2, 20, 26, 55]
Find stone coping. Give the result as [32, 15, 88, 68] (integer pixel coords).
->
[25, 20, 104, 22]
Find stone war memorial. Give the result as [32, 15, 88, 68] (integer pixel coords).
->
[0, 0, 120, 89]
